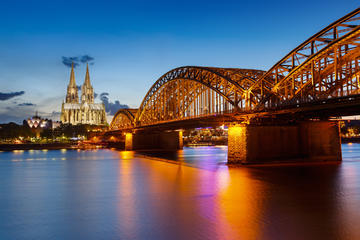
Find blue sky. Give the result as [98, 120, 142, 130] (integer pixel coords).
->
[0, 0, 358, 123]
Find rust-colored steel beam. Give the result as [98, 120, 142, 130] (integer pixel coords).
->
[109, 8, 360, 132]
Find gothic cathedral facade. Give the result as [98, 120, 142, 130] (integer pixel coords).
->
[60, 64, 107, 125]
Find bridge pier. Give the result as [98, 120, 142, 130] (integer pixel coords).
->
[228, 120, 342, 164]
[125, 133, 133, 151]
[124, 130, 183, 151]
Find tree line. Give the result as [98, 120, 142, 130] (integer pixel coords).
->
[0, 122, 106, 140]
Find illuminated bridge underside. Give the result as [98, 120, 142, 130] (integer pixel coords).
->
[137, 67, 266, 127]
[106, 9, 360, 164]
[110, 8, 360, 131]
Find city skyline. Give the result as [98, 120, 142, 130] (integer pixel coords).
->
[2, 3, 360, 240]
[0, 0, 358, 123]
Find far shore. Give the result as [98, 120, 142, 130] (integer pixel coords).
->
[0, 143, 78, 151]
[1, 137, 359, 152]
[341, 137, 360, 143]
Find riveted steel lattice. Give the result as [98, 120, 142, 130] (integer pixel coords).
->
[110, 8, 360, 130]
[109, 109, 137, 130]
[251, 7, 360, 109]
[135, 67, 265, 126]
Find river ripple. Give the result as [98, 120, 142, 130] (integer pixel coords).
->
[0, 144, 359, 240]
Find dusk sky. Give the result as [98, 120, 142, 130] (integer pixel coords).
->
[0, 0, 358, 123]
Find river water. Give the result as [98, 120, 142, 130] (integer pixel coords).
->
[0, 144, 360, 240]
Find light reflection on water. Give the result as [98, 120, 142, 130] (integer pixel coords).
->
[0, 145, 359, 239]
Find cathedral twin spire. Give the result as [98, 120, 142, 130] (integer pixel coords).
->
[65, 63, 78, 103]
[61, 62, 106, 125]
[81, 64, 94, 104]
[65, 63, 94, 104]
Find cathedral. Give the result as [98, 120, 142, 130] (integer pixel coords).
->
[60, 64, 107, 125]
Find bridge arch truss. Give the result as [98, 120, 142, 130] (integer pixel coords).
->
[250, 7, 360, 109]
[109, 108, 137, 130]
[135, 67, 265, 126]
[110, 8, 360, 130]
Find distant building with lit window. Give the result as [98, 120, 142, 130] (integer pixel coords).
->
[26, 113, 51, 129]
[25, 113, 60, 137]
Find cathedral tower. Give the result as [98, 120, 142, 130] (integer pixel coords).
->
[81, 63, 94, 104]
[65, 63, 79, 103]
[61, 64, 106, 126]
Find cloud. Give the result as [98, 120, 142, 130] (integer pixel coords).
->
[80, 55, 94, 63]
[99, 92, 129, 115]
[0, 106, 37, 124]
[100, 92, 108, 98]
[0, 95, 63, 123]
[0, 114, 25, 124]
[62, 57, 80, 68]
[62, 55, 95, 68]
[0, 91, 25, 101]
[51, 111, 61, 115]
[50, 111, 61, 119]
[18, 102, 36, 106]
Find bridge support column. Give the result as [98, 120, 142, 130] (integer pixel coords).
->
[125, 133, 133, 151]
[228, 121, 341, 164]
[125, 130, 183, 151]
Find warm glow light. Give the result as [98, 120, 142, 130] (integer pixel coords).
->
[228, 124, 246, 163]
[228, 125, 243, 135]
[216, 169, 265, 239]
[125, 133, 133, 151]
[216, 168, 231, 191]
[61, 149, 67, 153]
[13, 150, 24, 154]
[120, 151, 134, 160]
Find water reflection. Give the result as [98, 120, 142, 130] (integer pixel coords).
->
[0, 146, 360, 239]
[119, 150, 134, 160]
[117, 153, 138, 239]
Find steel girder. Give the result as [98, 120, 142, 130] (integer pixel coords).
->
[135, 66, 265, 126]
[267, 28, 360, 108]
[110, 8, 360, 130]
[109, 108, 137, 130]
[251, 7, 360, 109]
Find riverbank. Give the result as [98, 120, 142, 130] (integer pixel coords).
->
[0, 143, 77, 151]
[341, 137, 360, 143]
[1, 138, 355, 151]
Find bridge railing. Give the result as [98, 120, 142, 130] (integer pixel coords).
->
[135, 108, 239, 128]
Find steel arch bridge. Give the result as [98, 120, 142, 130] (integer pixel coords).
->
[109, 109, 137, 130]
[110, 8, 360, 131]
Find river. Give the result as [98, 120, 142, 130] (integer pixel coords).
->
[0, 144, 360, 240]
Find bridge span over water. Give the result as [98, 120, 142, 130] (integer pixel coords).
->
[108, 8, 360, 164]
